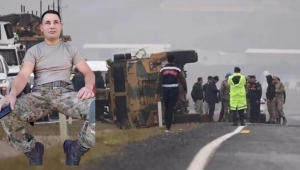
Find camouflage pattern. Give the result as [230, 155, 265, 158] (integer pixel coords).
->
[219, 79, 232, 121]
[104, 50, 197, 128]
[0, 84, 95, 153]
[274, 81, 286, 118]
[96, 88, 110, 101]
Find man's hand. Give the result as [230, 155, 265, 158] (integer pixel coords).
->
[0, 94, 17, 111]
[155, 94, 160, 102]
[76, 86, 95, 100]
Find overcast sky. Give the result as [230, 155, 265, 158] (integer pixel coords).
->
[1, 0, 300, 86]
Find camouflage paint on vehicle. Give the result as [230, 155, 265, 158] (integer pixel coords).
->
[99, 50, 198, 128]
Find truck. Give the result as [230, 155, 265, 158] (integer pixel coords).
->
[0, 21, 31, 94]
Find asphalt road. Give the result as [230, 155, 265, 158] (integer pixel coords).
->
[81, 110, 300, 170]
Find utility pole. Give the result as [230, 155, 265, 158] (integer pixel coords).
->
[40, 0, 42, 17]
[58, 0, 68, 37]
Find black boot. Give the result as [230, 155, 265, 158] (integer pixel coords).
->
[64, 139, 90, 165]
[24, 142, 44, 165]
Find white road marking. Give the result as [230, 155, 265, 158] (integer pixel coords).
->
[245, 48, 300, 54]
[186, 126, 246, 170]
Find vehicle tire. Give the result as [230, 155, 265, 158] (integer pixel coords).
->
[166, 50, 198, 64]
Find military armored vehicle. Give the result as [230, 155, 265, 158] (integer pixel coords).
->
[96, 50, 198, 129]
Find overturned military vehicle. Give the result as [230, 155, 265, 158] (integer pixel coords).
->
[96, 50, 198, 129]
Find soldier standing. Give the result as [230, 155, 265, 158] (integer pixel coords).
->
[266, 75, 276, 124]
[155, 53, 187, 132]
[247, 75, 262, 123]
[228, 67, 247, 126]
[218, 73, 231, 122]
[191, 77, 204, 120]
[273, 76, 287, 125]
[203, 76, 212, 121]
[0, 10, 96, 165]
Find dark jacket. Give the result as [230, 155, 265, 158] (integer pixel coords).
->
[247, 82, 262, 102]
[203, 82, 208, 101]
[191, 82, 204, 102]
[155, 63, 187, 95]
[266, 75, 275, 100]
[205, 81, 219, 104]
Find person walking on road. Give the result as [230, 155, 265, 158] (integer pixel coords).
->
[228, 67, 247, 126]
[155, 54, 188, 132]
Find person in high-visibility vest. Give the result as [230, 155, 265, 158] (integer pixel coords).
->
[228, 67, 247, 126]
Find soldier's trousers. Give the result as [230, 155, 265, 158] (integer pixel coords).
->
[163, 90, 178, 130]
[275, 101, 285, 118]
[219, 100, 232, 122]
[250, 101, 260, 122]
[0, 85, 95, 153]
[267, 99, 276, 122]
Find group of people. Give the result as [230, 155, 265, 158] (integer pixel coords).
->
[191, 67, 247, 125]
[191, 67, 287, 126]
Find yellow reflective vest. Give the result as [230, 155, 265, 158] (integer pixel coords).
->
[228, 73, 247, 110]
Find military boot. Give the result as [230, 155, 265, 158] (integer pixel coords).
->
[276, 118, 281, 124]
[282, 117, 287, 125]
[24, 142, 44, 165]
[64, 139, 90, 165]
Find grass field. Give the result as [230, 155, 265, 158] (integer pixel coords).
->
[0, 121, 200, 170]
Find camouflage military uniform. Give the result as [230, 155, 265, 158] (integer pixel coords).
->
[274, 81, 287, 124]
[219, 79, 231, 122]
[0, 83, 95, 153]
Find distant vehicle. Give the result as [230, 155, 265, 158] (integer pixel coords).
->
[0, 54, 13, 96]
[0, 21, 31, 94]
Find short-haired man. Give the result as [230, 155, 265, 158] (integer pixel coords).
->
[191, 77, 204, 119]
[155, 54, 187, 132]
[0, 10, 96, 165]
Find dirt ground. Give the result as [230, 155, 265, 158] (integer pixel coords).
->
[0, 120, 118, 158]
[0, 121, 199, 161]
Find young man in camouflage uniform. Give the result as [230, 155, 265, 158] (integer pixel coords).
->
[218, 73, 231, 122]
[273, 76, 287, 125]
[0, 10, 96, 165]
